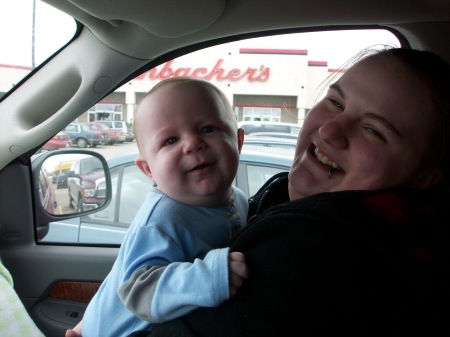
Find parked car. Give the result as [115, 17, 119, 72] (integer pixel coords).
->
[97, 120, 134, 142]
[67, 155, 107, 212]
[63, 123, 110, 148]
[238, 121, 302, 136]
[86, 122, 126, 145]
[1, 1, 449, 336]
[243, 135, 297, 151]
[43, 147, 293, 244]
[56, 173, 68, 189]
[40, 131, 73, 151]
[248, 132, 299, 140]
[38, 166, 58, 214]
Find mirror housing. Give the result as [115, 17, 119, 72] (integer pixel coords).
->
[31, 150, 112, 241]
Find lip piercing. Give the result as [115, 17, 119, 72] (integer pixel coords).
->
[328, 169, 332, 179]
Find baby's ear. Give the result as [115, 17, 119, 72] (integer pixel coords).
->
[237, 128, 245, 153]
[135, 156, 153, 179]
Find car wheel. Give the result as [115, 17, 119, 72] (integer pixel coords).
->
[76, 138, 88, 148]
[109, 140, 116, 145]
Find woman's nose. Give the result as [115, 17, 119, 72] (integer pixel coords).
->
[318, 116, 349, 149]
[183, 134, 206, 153]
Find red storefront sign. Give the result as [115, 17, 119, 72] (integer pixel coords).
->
[136, 59, 270, 82]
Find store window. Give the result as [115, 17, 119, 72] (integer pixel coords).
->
[88, 104, 124, 121]
[243, 107, 281, 122]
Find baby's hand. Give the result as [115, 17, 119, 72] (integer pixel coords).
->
[228, 252, 249, 298]
[65, 321, 82, 337]
[65, 330, 82, 337]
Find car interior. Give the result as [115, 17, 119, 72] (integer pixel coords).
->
[0, 0, 449, 336]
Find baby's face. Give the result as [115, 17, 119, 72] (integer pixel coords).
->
[135, 82, 242, 206]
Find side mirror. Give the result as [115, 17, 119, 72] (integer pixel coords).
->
[31, 150, 112, 240]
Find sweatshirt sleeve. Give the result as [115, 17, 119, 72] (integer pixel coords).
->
[118, 246, 230, 323]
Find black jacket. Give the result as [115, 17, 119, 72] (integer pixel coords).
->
[133, 173, 450, 337]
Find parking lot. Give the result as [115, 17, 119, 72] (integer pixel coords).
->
[84, 140, 138, 159]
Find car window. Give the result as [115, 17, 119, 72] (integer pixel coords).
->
[246, 164, 287, 196]
[83, 168, 121, 224]
[39, 28, 400, 245]
[65, 124, 77, 132]
[118, 165, 153, 223]
[0, 1, 76, 96]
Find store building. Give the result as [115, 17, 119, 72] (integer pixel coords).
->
[1, 43, 342, 127]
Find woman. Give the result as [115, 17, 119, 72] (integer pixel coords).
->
[133, 47, 450, 336]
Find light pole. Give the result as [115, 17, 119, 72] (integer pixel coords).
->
[31, 0, 36, 69]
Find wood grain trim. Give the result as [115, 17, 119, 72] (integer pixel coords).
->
[49, 281, 101, 303]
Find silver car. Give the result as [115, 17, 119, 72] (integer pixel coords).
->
[43, 147, 293, 244]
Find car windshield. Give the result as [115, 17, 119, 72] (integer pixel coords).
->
[99, 124, 111, 130]
[79, 157, 103, 174]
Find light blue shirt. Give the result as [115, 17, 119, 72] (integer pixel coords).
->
[82, 186, 248, 337]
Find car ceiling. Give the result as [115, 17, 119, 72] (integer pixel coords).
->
[46, 0, 450, 61]
[1, 0, 449, 172]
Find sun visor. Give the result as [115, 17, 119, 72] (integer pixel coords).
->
[68, 0, 226, 38]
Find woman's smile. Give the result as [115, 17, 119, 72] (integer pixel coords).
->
[313, 147, 340, 169]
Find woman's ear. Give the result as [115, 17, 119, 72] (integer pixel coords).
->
[237, 128, 245, 154]
[412, 168, 443, 189]
[135, 156, 153, 180]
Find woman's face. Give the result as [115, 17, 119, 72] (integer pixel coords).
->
[288, 54, 440, 200]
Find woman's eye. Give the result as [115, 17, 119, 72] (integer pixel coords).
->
[201, 126, 214, 134]
[329, 98, 343, 109]
[165, 137, 178, 145]
[365, 127, 386, 141]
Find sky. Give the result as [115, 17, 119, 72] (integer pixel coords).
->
[0, 0, 76, 67]
[0, 1, 400, 69]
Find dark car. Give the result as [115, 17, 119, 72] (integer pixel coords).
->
[64, 123, 110, 148]
[67, 155, 106, 212]
[56, 173, 68, 189]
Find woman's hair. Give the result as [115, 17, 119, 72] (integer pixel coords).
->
[375, 48, 450, 185]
